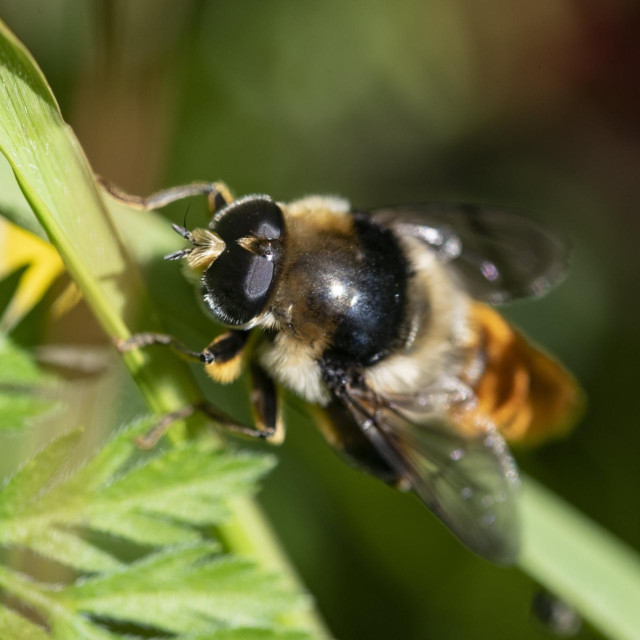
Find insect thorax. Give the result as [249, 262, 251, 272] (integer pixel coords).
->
[271, 207, 410, 368]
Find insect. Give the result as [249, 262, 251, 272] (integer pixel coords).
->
[102, 178, 583, 565]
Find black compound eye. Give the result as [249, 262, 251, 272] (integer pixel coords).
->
[212, 195, 283, 242]
[201, 196, 284, 326]
[203, 249, 275, 325]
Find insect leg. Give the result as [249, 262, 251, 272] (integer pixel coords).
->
[115, 330, 250, 375]
[248, 361, 285, 445]
[98, 176, 233, 214]
[202, 331, 251, 383]
[117, 330, 283, 446]
[136, 403, 199, 449]
[136, 387, 283, 449]
[115, 332, 205, 362]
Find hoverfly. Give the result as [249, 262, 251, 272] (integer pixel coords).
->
[102, 178, 582, 564]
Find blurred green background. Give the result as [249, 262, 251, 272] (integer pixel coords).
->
[1, 1, 639, 638]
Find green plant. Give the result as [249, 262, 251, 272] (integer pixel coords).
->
[0, 17, 638, 640]
[0, 411, 310, 638]
[0, 18, 326, 640]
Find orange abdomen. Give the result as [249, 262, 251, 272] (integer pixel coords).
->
[463, 303, 584, 445]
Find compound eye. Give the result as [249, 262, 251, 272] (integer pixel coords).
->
[201, 195, 284, 326]
[203, 249, 275, 325]
[212, 195, 283, 242]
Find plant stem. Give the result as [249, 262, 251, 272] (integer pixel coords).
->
[0, 18, 328, 638]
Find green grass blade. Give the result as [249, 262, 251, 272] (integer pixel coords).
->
[520, 478, 640, 640]
[0, 153, 46, 239]
[0, 18, 328, 638]
[0, 24, 129, 327]
[0, 19, 199, 415]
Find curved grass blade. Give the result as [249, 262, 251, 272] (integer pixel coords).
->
[0, 18, 327, 638]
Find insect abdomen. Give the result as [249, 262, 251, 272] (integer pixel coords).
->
[308, 402, 399, 484]
[465, 303, 584, 445]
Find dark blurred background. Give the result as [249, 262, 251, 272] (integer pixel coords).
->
[1, 1, 639, 638]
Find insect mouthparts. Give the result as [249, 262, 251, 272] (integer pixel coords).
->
[164, 249, 192, 261]
[163, 224, 227, 269]
[171, 223, 194, 241]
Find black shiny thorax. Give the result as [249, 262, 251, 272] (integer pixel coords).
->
[275, 211, 409, 368]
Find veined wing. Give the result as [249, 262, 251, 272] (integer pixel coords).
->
[367, 204, 568, 304]
[341, 385, 521, 564]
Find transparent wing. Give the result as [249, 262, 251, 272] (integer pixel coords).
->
[342, 388, 521, 564]
[368, 204, 569, 304]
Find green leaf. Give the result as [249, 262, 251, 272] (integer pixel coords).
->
[192, 631, 313, 640]
[0, 430, 81, 518]
[0, 154, 46, 240]
[0, 607, 50, 640]
[0, 420, 274, 569]
[65, 545, 306, 634]
[0, 265, 28, 318]
[0, 421, 313, 638]
[0, 335, 49, 385]
[0, 335, 60, 431]
[0, 5, 201, 416]
[0, 23, 130, 320]
[22, 526, 123, 574]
